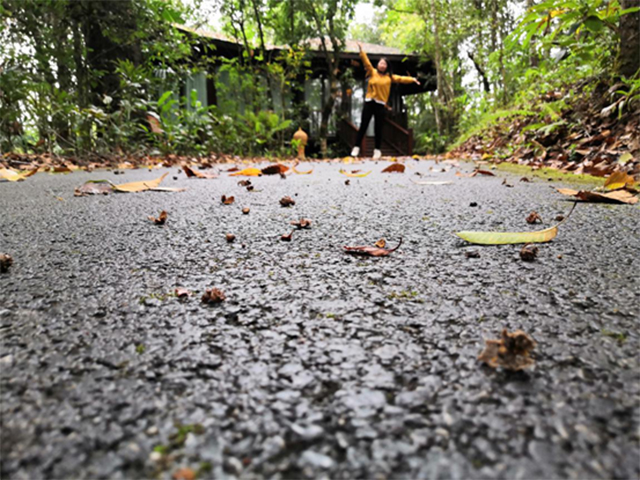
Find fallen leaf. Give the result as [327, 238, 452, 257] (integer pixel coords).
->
[280, 196, 295, 207]
[344, 238, 403, 257]
[474, 169, 495, 176]
[502, 179, 514, 187]
[520, 243, 539, 261]
[175, 288, 190, 298]
[465, 251, 480, 258]
[229, 168, 262, 177]
[201, 288, 225, 304]
[618, 152, 633, 165]
[381, 163, 406, 173]
[556, 187, 638, 204]
[172, 467, 196, 480]
[226, 233, 236, 243]
[292, 165, 313, 174]
[149, 187, 186, 192]
[0, 168, 35, 182]
[345, 180, 351, 186]
[221, 195, 235, 205]
[74, 181, 112, 196]
[290, 218, 312, 229]
[604, 171, 635, 191]
[113, 173, 169, 192]
[0, 253, 13, 273]
[242, 207, 250, 214]
[478, 328, 536, 371]
[148, 210, 168, 225]
[525, 211, 542, 224]
[340, 169, 372, 178]
[237, 180, 252, 187]
[520, 177, 531, 182]
[182, 165, 217, 179]
[262, 164, 289, 175]
[281, 231, 293, 241]
[410, 179, 453, 185]
[456, 204, 576, 245]
[374, 238, 386, 248]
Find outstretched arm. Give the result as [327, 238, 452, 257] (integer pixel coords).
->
[392, 74, 421, 85]
[357, 42, 374, 76]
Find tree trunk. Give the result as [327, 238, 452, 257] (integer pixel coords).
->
[526, 0, 539, 67]
[617, 0, 639, 78]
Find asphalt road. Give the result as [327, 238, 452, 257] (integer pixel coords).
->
[1, 159, 639, 480]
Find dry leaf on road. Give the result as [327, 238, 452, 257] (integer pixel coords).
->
[344, 238, 403, 257]
[478, 329, 536, 371]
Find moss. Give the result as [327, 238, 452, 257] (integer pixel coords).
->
[602, 329, 627, 343]
[135, 344, 145, 355]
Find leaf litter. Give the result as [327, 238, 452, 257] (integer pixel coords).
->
[478, 329, 536, 371]
[344, 238, 403, 257]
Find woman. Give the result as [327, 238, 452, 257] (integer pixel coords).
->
[351, 42, 420, 159]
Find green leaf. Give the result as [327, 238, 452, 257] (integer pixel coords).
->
[158, 91, 173, 107]
[583, 15, 604, 32]
[455, 226, 558, 245]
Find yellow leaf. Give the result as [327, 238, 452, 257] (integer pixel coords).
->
[292, 165, 313, 174]
[229, 168, 262, 177]
[339, 169, 372, 178]
[481, 153, 493, 160]
[0, 168, 30, 182]
[113, 173, 168, 192]
[604, 171, 635, 191]
[456, 226, 558, 245]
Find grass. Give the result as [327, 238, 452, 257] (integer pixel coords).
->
[493, 162, 602, 186]
[601, 329, 627, 343]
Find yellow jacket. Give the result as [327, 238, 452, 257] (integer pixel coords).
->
[360, 50, 416, 104]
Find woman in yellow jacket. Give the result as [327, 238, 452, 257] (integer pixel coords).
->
[351, 42, 420, 159]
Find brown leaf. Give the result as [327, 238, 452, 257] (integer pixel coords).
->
[182, 165, 217, 179]
[261, 164, 289, 175]
[0, 253, 13, 273]
[520, 177, 531, 182]
[242, 207, 250, 215]
[525, 211, 542, 224]
[343, 238, 403, 257]
[172, 467, 196, 480]
[221, 195, 235, 205]
[290, 218, 312, 229]
[148, 210, 168, 225]
[280, 196, 295, 207]
[281, 231, 293, 241]
[226, 233, 236, 243]
[345, 180, 351, 186]
[474, 169, 495, 176]
[237, 180, 252, 187]
[175, 288, 190, 298]
[556, 187, 638, 204]
[520, 243, 539, 261]
[374, 238, 386, 248]
[478, 329, 536, 371]
[604, 171, 635, 191]
[201, 288, 226, 304]
[381, 163, 406, 173]
[74, 182, 112, 196]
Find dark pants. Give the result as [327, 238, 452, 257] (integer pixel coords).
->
[355, 101, 385, 150]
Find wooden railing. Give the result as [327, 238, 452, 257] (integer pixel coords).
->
[337, 117, 412, 155]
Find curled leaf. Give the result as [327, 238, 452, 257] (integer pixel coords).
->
[237, 180, 252, 187]
[281, 231, 293, 241]
[182, 165, 217, 179]
[374, 238, 386, 248]
[175, 288, 191, 298]
[604, 171, 635, 191]
[226, 233, 236, 243]
[113, 173, 169, 192]
[292, 164, 313, 174]
[262, 164, 289, 175]
[344, 238, 403, 257]
[201, 288, 226, 304]
[148, 210, 168, 225]
[478, 329, 536, 371]
[221, 195, 235, 205]
[340, 169, 372, 178]
[290, 218, 312, 229]
[381, 163, 405, 173]
[0, 253, 13, 273]
[242, 207, 250, 215]
[74, 181, 112, 196]
[280, 196, 295, 207]
[520, 243, 539, 261]
[525, 211, 542, 224]
[229, 168, 262, 177]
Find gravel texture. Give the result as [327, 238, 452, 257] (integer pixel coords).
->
[1, 159, 639, 480]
